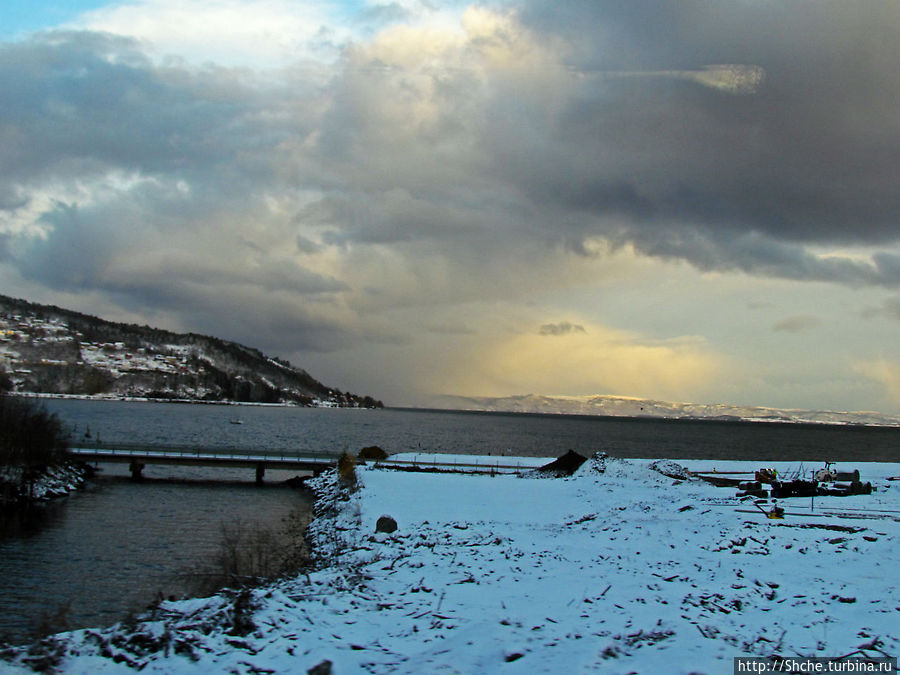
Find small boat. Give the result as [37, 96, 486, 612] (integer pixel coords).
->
[229, 418, 244, 425]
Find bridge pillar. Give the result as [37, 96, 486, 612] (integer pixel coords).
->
[129, 461, 145, 481]
[255, 463, 265, 485]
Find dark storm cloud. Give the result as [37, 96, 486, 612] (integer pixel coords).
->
[509, 0, 900, 269]
[0, 31, 259, 184]
[5, 1, 900, 368]
[0, 30, 352, 353]
[18, 195, 347, 297]
[619, 226, 900, 287]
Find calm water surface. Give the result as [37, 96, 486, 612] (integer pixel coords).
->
[0, 468, 311, 643]
[40, 398, 900, 462]
[1, 399, 898, 643]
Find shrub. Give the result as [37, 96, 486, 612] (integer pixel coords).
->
[358, 445, 388, 461]
[188, 508, 313, 594]
[337, 451, 357, 488]
[0, 393, 70, 501]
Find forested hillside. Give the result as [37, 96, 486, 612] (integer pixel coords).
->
[0, 295, 382, 407]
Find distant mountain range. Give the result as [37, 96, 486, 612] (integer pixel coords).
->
[429, 394, 900, 427]
[0, 294, 382, 407]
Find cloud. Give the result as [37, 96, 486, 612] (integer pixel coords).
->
[70, 0, 348, 67]
[772, 315, 822, 333]
[855, 359, 900, 407]
[3, 2, 900, 408]
[539, 321, 586, 336]
[860, 295, 900, 322]
[509, 0, 900, 264]
[426, 321, 476, 335]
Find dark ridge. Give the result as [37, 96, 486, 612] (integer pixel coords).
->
[0, 294, 382, 408]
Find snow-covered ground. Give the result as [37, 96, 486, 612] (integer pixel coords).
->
[2, 455, 898, 673]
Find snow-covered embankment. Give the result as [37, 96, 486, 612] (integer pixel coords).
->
[2, 454, 898, 673]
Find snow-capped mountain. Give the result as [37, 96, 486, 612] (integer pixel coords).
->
[0, 294, 382, 407]
[429, 393, 900, 427]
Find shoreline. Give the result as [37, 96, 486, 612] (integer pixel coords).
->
[397, 405, 900, 429]
[2, 454, 898, 673]
[19, 393, 900, 429]
[14, 392, 378, 409]
[0, 461, 91, 511]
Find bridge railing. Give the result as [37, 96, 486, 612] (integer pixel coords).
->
[374, 455, 532, 474]
[69, 443, 540, 475]
[69, 444, 341, 463]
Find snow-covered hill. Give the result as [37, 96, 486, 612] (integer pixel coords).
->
[0, 295, 381, 407]
[429, 393, 900, 427]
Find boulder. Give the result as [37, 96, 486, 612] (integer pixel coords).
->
[649, 460, 692, 480]
[376, 515, 398, 533]
[308, 660, 333, 675]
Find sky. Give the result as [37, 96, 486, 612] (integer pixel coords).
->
[2, 1, 900, 413]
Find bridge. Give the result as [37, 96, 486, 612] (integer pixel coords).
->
[69, 444, 535, 483]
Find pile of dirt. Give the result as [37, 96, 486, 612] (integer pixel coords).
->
[536, 450, 588, 477]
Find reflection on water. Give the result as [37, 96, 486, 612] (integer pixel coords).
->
[0, 467, 313, 644]
[0, 499, 68, 540]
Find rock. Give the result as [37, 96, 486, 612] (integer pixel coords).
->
[308, 659, 333, 675]
[649, 460, 692, 480]
[587, 451, 608, 474]
[376, 515, 398, 533]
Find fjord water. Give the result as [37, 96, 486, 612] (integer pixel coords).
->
[0, 476, 312, 643]
[1, 399, 898, 643]
[43, 398, 900, 462]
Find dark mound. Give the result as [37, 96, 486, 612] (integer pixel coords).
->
[359, 445, 389, 460]
[537, 450, 588, 477]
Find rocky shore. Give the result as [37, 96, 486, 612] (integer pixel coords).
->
[1, 462, 90, 510]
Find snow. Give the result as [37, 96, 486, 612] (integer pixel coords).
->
[1, 462, 88, 503]
[2, 456, 898, 673]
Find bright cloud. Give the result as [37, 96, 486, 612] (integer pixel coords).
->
[855, 359, 900, 408]
[70, 0, 348, 67]
[442, 321, 723, 401]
